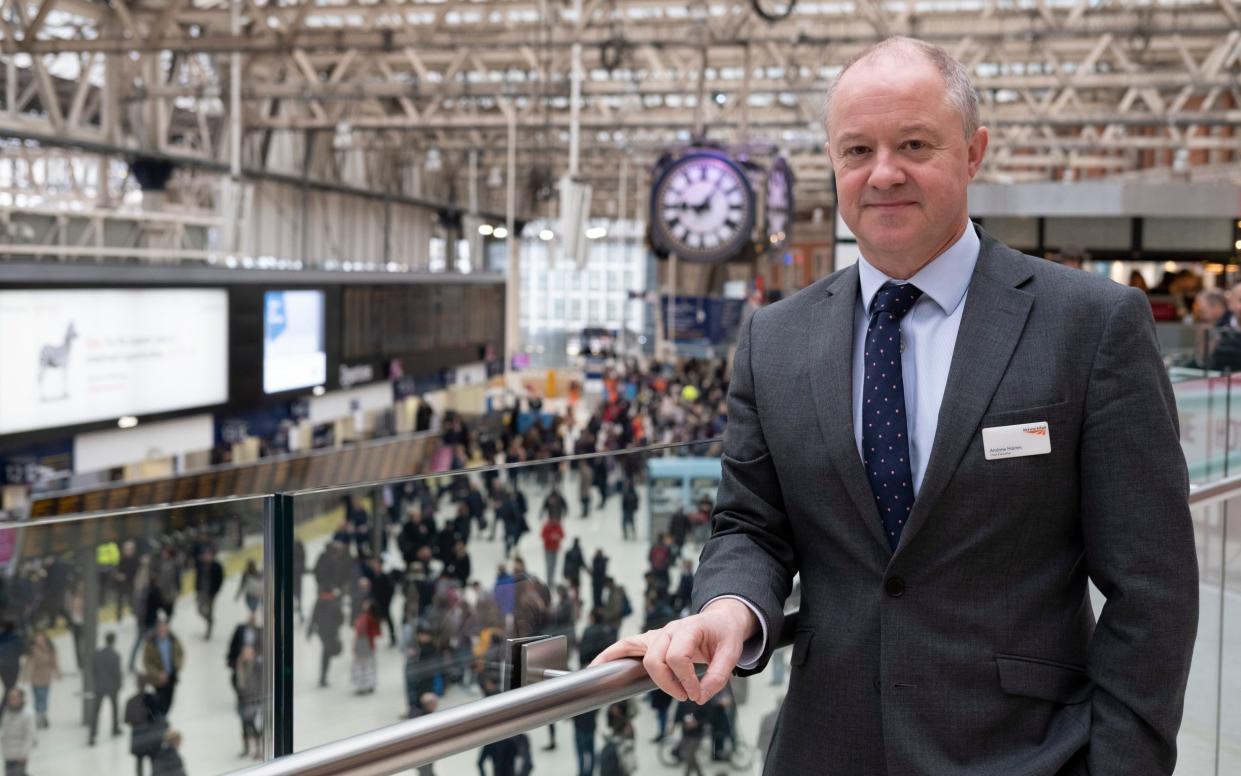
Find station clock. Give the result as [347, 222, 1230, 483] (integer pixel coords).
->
[649, 150, 758, 263]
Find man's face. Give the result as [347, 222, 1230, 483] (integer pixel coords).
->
[826, 53, 988, 265]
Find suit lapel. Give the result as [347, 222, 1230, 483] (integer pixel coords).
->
[808, 266, 892, 553]
[894, 235, 1034, 555]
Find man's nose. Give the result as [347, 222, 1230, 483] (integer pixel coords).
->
[866, 149, 906, 190]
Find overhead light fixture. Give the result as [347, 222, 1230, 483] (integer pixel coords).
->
[425, 148, 443, 173]
[118, 416, 138, 429]
[493, 226, 509, 239]
[585, 226, 608, 240]
[539, 229, 555, 241]
[487, 166, 503, 188]
[478, 224, 494, 236]
[312, 385, 326, 396]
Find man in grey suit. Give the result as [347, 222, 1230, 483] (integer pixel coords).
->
[594, 37, 1198, 775]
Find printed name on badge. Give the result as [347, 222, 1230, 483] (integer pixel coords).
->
[982, 421, 1051, 461]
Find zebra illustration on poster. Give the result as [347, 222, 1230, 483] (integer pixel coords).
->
[38, 322, 77, 401]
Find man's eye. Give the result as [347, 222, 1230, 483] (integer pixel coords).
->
[847, 146, 870, 157]
[905, 140, 926, 151]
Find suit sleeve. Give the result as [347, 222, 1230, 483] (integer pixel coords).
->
[1081, 288, 1198, 775]
[690, 309, 798, 677]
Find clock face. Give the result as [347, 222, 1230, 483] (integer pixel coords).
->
[651, 152, 756, 263]
[766, 159, 793, 249]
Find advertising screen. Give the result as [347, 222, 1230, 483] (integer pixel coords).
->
[0, 289, 229, 435]
[263, 290, 326, 394]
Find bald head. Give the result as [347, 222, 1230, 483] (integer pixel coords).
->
[825, 37, 980, 142]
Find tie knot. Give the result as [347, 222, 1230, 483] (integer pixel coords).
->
[871, 281, 923, 320]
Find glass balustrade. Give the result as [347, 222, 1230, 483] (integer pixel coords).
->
[3, 432, 1233, 776]
[0, 495, 274, 775]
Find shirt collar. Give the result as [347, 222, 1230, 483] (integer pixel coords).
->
[858, 221, 980, 316]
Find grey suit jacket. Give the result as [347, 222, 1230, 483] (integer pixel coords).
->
[691, 226, 1198, 776]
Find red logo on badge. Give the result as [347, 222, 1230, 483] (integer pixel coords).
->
[1023, 427, 1047, 436]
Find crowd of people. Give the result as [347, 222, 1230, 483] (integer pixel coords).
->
[296, 356, 737, 775]
[0, 355, 786, 776]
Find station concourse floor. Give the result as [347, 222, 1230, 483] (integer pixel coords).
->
[30, 470, 790, 776]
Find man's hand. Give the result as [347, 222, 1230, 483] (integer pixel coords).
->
[589, 598, 759, 705]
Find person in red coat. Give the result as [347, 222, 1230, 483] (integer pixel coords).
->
[350, 600, 381, 694]
[540, 516, 565, 586]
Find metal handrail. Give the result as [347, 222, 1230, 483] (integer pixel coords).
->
[1187, 470, 1241, 509]
[234, 611, 800, 776]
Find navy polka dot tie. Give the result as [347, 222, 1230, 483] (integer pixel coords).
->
[862, 281, 923, 551]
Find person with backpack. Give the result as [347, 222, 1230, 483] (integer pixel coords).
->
[598, 720, 636, 776]
[600, 579, 631, 633]
[194, 548, 224, 640]
[124, 676, 165, 776]
[577, 609, 616, 670]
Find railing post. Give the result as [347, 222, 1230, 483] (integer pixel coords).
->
[265, 493, 296, 758]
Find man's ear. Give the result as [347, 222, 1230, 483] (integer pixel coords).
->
[966, 127, 989, 179]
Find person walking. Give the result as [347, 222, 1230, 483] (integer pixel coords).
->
[140, 618, 184, 715]
[150, 729, 186, 776]
[351, 599, 381, 694]
[673, 704, 706, 776]
[124, 676, 165, 776]
[539, 515, 565, 587]
[541, 488, 568, 524]
[307, 589, 344, 687]
[364, 557, 399, 648]
[577, 463, 592, 519]
[23, 631, 59, 729]
[0, 688, 34, 776]
[619, 481, 639, 541]
[236, 560, 263, 616]
[88, 632, 123, 745]
[589, 550, 608, 610]
[577, 609, 616, 669]
[562, 539, 586, 595]
[195, 547, 224, 640]
[573, 709, 597, 776]
[599, 579, 631, 634]
[227, 612, 263, 686]
[232, 644, 263, 759]
[0, 624, 21, 720]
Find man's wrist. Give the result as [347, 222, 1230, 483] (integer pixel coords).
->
[703, 597, 761, 642]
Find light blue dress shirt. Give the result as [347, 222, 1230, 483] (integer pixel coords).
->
[722, 221, 980, 669]
[853, 222, 979, 497]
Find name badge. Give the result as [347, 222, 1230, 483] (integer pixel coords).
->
[982, 421, 1051, 461]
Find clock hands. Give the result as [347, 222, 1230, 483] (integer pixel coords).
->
[670, 196, 715, 214]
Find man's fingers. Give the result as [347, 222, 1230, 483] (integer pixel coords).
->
[666, 627, 704, 703]
[589, 635, 649, 667]
[698, 632, 743, 703]
[642, 630, 687, 702]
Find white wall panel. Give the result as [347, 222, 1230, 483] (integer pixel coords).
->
[74, 414, 215, 474]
